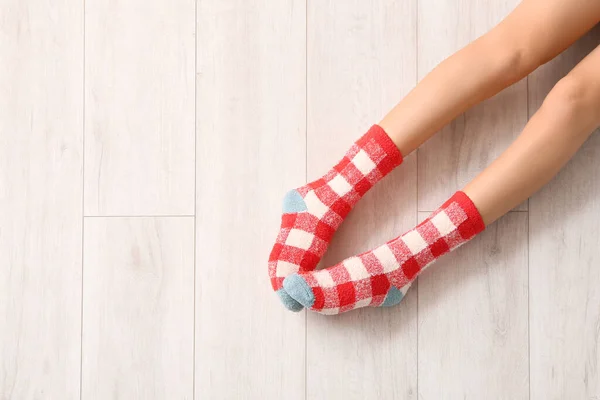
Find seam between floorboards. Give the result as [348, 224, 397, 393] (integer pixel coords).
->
[83, 215, 195, 218]
[304, 1, 309, 398]
[193, 0, 198, 397]
[80, 0, 86, 397]
[417, 209, 529, 214]
[415, 0, 419, 396]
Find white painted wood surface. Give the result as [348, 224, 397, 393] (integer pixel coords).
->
[418, 211, 529, 399]
[82, 217, 194, 399]
[417, 0, 528, 212]
[529, 28, 600, 400]
[306, 1, 418, 398]
[195, 1, 306, 399]
[84, 0, 195, 216]
[0, 1, 83, 398]
[1, 0, 599, 399]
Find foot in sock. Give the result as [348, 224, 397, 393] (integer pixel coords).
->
[269, 125, 403, 311]
[282, 191, 485, 314]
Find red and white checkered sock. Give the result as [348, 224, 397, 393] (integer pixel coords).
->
[269, 125, 403, 311]
[282, 191, 485, 314]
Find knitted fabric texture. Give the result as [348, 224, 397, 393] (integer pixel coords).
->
[269, 125, 403, 311]
[282, 191, 485, 314]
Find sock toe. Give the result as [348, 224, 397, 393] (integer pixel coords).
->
[283, 274, 315, 308]
[276, 288, 304, 312]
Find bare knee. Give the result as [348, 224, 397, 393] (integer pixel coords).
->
[495, 45, 530, 83]
[476, 35, 540, 85]
[541, 74, 600, 128]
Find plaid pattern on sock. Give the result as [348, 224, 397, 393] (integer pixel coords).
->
[269, 125, 403, 296]
[283, 191, 485, 314]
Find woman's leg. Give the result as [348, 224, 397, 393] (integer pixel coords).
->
[465, 44, 600, 225]
[283, 45, 600, 314]
[380, 0, 600, 156]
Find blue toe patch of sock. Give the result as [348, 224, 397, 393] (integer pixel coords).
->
[283, 274, 315, 308]
[277, 289, 304, 312]
[381, 286, 404, 307]
[282, 189, 307, 213]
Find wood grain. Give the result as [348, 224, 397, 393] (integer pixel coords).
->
[82, 217, 194, 399]
[528, 29, 600, 400]
[417, 0, 528, 212]
[195, 1, 307, 398]
[0, 1, 83, 398]
[84, 0, 195, 216]
[418, 211, 529, 399]
[306, 1, 418, 398]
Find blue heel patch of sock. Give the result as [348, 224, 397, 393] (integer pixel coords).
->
[381, 286, 404, 307]
[282, 189, 307, 213]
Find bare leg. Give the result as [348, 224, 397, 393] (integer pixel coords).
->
[465, 44, 600, 225]
[380, 0, 600, 156]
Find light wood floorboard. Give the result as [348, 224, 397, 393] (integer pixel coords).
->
[84, 0, 195, 216]
[82, 217, 194, 399]
[306, 1, 418, 398]
[418, 211, 529, 400]
[0, 1, 83, 398]
[195, 1, 307, 398]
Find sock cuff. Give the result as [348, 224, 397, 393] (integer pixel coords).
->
[444, 191, 486, 239]
[356, 124, 403, 168]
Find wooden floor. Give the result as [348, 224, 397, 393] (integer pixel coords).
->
[1, 0, 599, 399]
